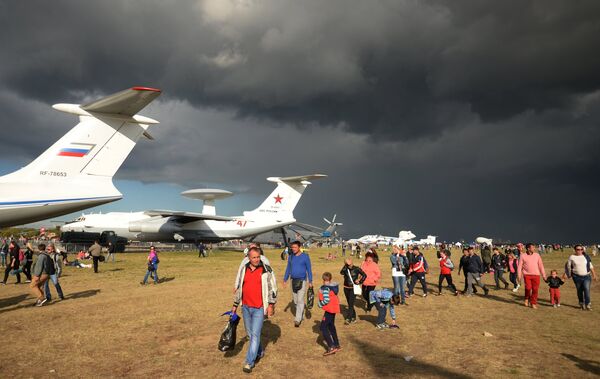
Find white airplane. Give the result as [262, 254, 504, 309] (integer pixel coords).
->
[476, 236, 493, 246]
[347, 234, 397, 245]
[60, 174, 326, 243]
[0, 86, 162, 227]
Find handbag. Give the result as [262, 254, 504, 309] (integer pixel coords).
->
[292, 278, 303, 293]
[347, 269, 362, 295]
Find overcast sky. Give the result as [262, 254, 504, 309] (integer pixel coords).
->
[1, 0, 599, 243]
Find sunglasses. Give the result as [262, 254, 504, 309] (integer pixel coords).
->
[575, 248, 584, 251]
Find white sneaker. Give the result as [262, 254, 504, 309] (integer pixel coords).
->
[557, 303, 561, 307]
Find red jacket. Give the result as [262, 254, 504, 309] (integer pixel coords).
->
[439, 257, 452, 275]
[318, 284, 341, 314]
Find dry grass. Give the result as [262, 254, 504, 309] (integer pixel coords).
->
[0, 247, 598, 378]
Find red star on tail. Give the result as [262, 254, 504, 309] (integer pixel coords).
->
[274, 194, 283, 204]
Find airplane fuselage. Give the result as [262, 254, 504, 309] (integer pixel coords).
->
[61, 212, 296, 243]
[0, 176, 121, 228]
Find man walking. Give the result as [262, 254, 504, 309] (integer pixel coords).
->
[517, 243, 546, 309]
[491, 247, 509, 289]
[466, 247, 489, 297]
[30, 244, 51, 306]
[283, 241, 313, 327]
[2, 241, 21, 284]
[564, 244, 597, 310]
[43, 244, 64, 302]
[232, 247, 277, 374]
[106, 242, 116, 263]
[88, 240, 102, 273]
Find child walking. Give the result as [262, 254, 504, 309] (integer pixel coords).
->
[546, 270, 564, 307]
[318, 272, 341, 356]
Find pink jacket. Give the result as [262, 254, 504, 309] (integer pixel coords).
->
[360, 260, 381, 286]
[517, 252, 546, 278]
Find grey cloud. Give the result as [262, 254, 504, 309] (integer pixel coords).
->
[0, 0, 599, 242]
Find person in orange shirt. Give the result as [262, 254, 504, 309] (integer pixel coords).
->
[360, 252, 381, 311]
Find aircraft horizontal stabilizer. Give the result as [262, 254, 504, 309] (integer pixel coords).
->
[144, 210, 234, 222]
[267, 174, 327, 184]
[81, 86, 162, 116]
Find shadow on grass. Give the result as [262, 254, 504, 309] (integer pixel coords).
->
[224, 319, 281, 358]
[311, 320, 327, 350]
[358, 314, 378, 326]
[105, 268, 124, 272]
[66, 289, 101, 300]
[562, 353, 600, 375]
[158, 277, 175, 284]
[263, 319, 281, 350]
[348, 336, 473, 378]
[224, 335, 246, 358]
[0, 289, 101, 314]
[0, 293, 29, 309]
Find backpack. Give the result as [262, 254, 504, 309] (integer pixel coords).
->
[445, 258, 455, 270]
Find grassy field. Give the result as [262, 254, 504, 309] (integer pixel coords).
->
[0, 247, 598, 378]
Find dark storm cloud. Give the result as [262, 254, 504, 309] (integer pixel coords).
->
[2, 0, 599, 140]
[0, 0, 599, 242]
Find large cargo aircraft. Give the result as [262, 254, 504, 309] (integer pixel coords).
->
[60, 174, 326, 244]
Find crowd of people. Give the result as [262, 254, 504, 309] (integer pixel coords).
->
[1, 235, 596, 374]
[230, 241, 597, 373]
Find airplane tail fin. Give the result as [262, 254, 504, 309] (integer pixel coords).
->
[244, 174, 326, 220]
[7, 87, 161, 181]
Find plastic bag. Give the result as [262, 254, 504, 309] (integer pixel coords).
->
[306, 287, 315, 309]
[218, 311, 240, 351]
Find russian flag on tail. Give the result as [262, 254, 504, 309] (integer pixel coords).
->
[58, 143, 95, 157]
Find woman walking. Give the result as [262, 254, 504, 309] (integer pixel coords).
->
[141, 246, 160, 285]
[360, 252, 381, 312]
[564, 245, 597, 310]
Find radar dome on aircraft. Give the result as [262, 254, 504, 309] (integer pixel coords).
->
[476, 237, 493, 246]
[181, 189, 233, 215]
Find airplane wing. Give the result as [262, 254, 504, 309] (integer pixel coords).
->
[292, 222, 325, 234]
[144, 210, 234, 222]
[81, 86, 162, 116]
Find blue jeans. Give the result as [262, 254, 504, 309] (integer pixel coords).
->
[44, 274, 64, 300]
[0, 253, 5, 266]
[375, 301, 389, 324]
[143, 263, 159, 283]
[392, 276, 407, 303]
[242, 305, 264, 366]
[572, 274, 591, 306]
